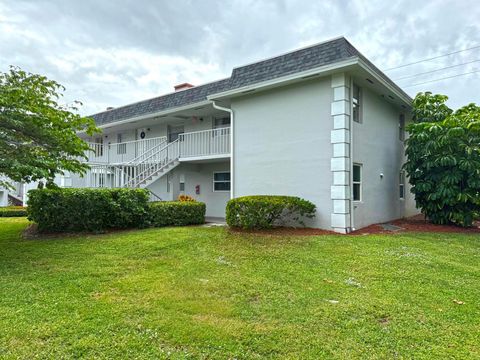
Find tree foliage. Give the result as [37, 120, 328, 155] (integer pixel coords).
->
[404, 92, 480, 226]
[0, 66, 99, 188]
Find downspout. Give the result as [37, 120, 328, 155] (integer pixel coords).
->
[211, 100, 235, 199]
[349, 76, 355, 232]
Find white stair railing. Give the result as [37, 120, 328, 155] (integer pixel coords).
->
[109, 136, 167, 164]
[124, 136, 168, 166]
[124, 139, 180, 188]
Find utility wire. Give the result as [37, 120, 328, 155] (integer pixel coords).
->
[384, 44, 480, 71]
[394, 59, 480, 81]
[403, 69, 480, 88]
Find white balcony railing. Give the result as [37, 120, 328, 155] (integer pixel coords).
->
[85, 136, 167, 164]
[179, 127, 230, 158]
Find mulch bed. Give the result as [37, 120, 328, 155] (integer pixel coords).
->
[229, 214, 480, 237]
[350, 214, 480, 235]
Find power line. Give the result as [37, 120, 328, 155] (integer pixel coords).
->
[384, 44, 480, 71]
[403, 69, 480, 88]
[394, 59, 480, 81]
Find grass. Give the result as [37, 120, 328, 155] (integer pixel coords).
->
[0, 218, 479, 359]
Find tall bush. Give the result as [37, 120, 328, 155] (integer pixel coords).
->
[404, 92, 480, 226]
[27, 188, 149, 232]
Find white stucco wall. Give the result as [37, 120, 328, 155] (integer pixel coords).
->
[148, 160, 230, 218]
[352, 86, 418, 229]
[231, 78, 333, 229]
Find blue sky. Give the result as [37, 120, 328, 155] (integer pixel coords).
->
[1, 0, 479, 114]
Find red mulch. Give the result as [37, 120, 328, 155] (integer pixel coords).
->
[229, 214, 480, 237]
[350, 214, 480, 235]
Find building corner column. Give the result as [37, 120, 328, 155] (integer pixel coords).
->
[330, 73, 351, 233]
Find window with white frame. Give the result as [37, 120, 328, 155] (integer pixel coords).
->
[213, 172, 230, 191]
[353, 164, 362, 201]
[399, 171, 405, 199]
[352, 84, 362, 123]
[399, 114, 405, 141]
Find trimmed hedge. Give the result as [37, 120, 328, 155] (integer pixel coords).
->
[226, 195, 316, 229]
[148, 201, 205, 227]
[27, 188, 150, 232]
[0, 206, 27, 217]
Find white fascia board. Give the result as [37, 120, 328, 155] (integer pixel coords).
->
[357, 59, 413, 107]
[207, 58, 359, 100]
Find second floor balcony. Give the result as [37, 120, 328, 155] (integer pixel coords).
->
[85, 127, 231, 165]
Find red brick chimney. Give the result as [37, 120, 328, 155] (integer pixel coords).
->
[174, 83, 194, 91]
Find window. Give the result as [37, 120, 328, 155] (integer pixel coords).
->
[399, 171, 405, 199]
[117, 133, 126, 154]
[353, 164, 362, 201]
[214, 117, 230, 129]
[213, 172, 231, 191]
[179, 174, 185, 192]
[352, 84, 362, 123]
[399, 114, 405, 141]
[168, 124, 184, 142]
[213, 117, 230, 136]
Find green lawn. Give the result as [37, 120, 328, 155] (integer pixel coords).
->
[0, 218, 479, 359]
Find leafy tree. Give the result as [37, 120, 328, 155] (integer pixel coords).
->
[404, 92, 480, 226]
[0, 66, 99, 188]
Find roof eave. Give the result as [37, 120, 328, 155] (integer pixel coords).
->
[357, 59, 413, 108]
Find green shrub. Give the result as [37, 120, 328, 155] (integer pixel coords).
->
[226, 195, 316, 229]
[27, 188, 150, 232]
[0, 206, 27, 217]
[148, 201, 205, 227]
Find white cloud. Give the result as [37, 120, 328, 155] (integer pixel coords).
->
[1, 0, 479, 113]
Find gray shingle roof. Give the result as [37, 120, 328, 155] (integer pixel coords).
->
[92, 37, 409, 126]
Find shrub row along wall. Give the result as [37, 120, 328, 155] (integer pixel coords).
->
[27, 188, 207, 233]
[28, 188, 150, 232]
[148, 201, 206, 227]
[0, 206, 28, 217]
[226, 195, 316, 229]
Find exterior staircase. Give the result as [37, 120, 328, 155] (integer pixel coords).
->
[122, 138, 181, 188]
[8, 193, 23, 206]
[79, 127, 230, 191]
